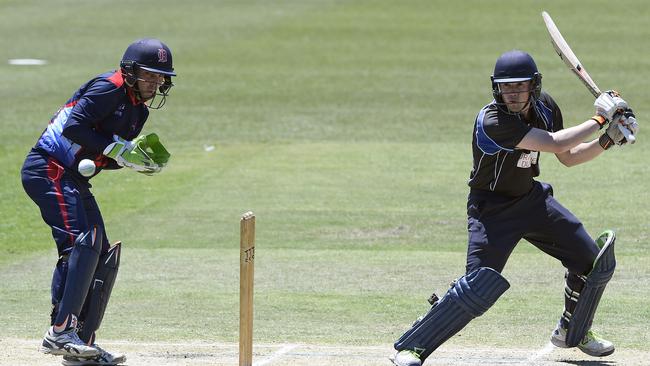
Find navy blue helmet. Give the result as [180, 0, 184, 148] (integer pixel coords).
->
[120, 38, 176, 109]
[491, 50, 542, 103]
[121, 38, 175, 76]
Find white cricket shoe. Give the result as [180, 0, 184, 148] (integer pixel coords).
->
[551, 323, 615, 357]
[62, 344, 126, 366]
[389, 350, 422, 366]
[40, 326, 100, 358]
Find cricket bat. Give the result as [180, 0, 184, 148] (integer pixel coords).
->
[542, 11, 635, 143]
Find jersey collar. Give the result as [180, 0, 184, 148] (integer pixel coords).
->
[126, 87, 142, 106]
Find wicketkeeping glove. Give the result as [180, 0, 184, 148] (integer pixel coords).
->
[133, 133, 171, 174]
[103, 135, 160, 173]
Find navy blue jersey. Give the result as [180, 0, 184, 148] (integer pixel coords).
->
[468, 92, 563, 196]
[34, 70, 149, 177]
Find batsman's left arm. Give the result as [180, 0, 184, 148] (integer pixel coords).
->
[556, 111, 638, 167]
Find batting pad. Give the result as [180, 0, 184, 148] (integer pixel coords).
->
[394, 267, 510, 361]
[78, 242, 121, 344]
[54, 226, 102, 326]
[566, 230, 616, 347]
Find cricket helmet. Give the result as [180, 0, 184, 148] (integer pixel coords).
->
[491, 50, 542, 103]
[121, 38, 175, 76]
[120, 38, 176, 108]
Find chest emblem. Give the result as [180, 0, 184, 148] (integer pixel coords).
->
[517, 151, 539, 168]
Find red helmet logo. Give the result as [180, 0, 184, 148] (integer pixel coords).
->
[157, 48, 168, 63]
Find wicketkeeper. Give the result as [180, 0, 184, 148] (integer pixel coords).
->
[391, 50, 638, 366]
[21, 38, 175, 366]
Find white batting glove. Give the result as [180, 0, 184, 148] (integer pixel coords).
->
[599, 109, 638, 149]
[594, 92, 628, 127]
[615, 109, 639, 144]
[622, 111, 639, 135]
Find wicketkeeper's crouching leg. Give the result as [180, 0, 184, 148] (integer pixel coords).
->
[391, 267, 510, 366]
[551, 230, 616, 357]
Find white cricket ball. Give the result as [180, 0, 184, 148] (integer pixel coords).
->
[78, 159, 96, 177]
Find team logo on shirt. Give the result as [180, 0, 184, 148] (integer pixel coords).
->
[158, 48, 168, 63]
[114, 104, 125, 117]
[517, 151, 539, 168]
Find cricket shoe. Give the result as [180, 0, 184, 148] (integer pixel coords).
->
[40, 326, 100, 358]
[550, 323, 615, 357]
[389, 350, 422, 366]
[62, 345, 126, 366]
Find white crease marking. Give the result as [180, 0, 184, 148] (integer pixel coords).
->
[253, 344, 300, 366]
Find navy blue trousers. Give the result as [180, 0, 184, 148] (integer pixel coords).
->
[21, 149, 110, 320]
[466, 181, 599, 276]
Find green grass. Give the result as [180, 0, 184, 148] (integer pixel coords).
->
[1, 0, 649, 352]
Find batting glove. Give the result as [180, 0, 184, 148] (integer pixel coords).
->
[599, 109, 638, 149]
[593, 92, 628, 128]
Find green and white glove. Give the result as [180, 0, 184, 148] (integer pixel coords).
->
[131, 133, 171, 175]
[136, 133, 171, 167]
[103, 135, 159, 173]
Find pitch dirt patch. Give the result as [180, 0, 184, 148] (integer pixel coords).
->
[2, 338, 647, 365]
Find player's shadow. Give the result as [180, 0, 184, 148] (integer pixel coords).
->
[557, 360, 616, 366]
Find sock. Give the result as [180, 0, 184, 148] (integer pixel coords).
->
[53, 313, 78, 333]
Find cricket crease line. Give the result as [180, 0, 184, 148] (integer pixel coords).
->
[526, 341, 555, 362]
[253, 343, 300, 366]
[5, 338, 277, 349]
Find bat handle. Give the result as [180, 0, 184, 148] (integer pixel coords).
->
[617, 124, 636, 144]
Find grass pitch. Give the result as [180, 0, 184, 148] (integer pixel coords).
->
[1, 0, 649, 364]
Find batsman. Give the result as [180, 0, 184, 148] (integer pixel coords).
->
[21, 38, 175, 366]
[391, 50, 638, 365]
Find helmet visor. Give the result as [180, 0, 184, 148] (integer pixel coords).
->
[140, 66, 176, 77]
[493, 77, 532, 83]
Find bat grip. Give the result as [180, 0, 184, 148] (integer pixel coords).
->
[617, 124, 636, 144]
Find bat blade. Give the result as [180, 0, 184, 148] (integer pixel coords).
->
[542, 11, 635, 144]
[542, 11, 601, 98]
